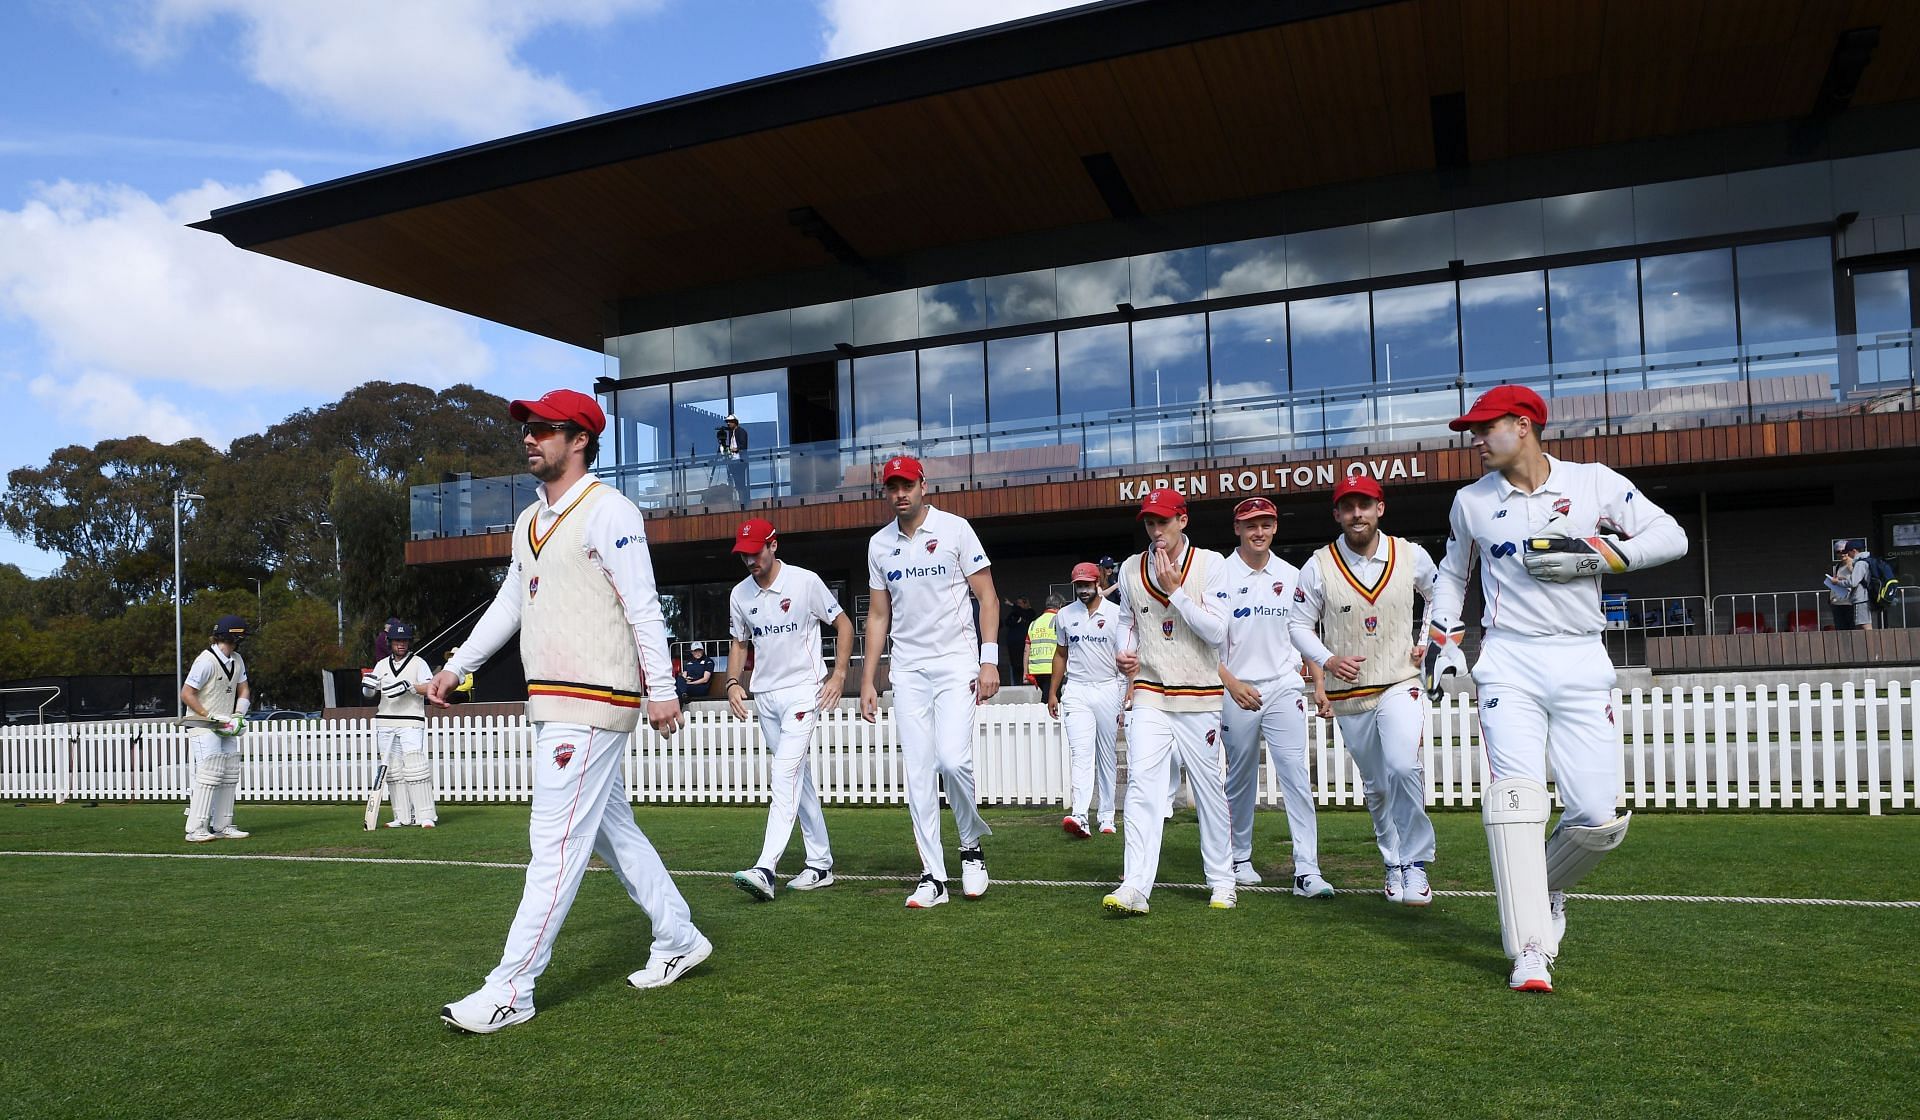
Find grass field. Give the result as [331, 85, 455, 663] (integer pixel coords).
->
[3, 801, 1915, 1120]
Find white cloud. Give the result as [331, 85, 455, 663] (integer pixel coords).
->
[126, 0, 664, 140]
[0, 173, 495, 440]
[818, 0, 1097, 59]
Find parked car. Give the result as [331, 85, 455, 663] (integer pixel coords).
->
[255, 708, 319, 721]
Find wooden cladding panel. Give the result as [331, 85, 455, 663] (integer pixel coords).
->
[1648, 629, 1920, 672]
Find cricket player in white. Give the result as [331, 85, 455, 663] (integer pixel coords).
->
[1104, 486, 1237, 915]
[1429, 384, 1687, 993]
[726, 517, 854, 899]
[1289, 475, 1442, 906]
[428, 388, 709, 1034]
[180, 614, 252, 842]
[1046, 562, 1124, 838]
[1217, 497, 1335, 898]
[360, 621, 437, 828]
[859, 455, 1002, 909]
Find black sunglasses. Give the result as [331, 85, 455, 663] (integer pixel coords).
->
[521, 421, 582, 440]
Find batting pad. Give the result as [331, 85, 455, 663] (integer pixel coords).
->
[1483, 776, 1553, 960]
[396, 752, 431, 783]
[186, 756, 220, 832]
[1546, 812, 1631, 892]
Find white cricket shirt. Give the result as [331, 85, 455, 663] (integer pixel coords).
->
[1431, 455, 1688, 637]
[1217, 548, 1306, 684]
[729, 560, 844, 694]
[1053, 596, 1123, 685]
[1290, 535, 1438, 667]
[866, 505, 991, 669]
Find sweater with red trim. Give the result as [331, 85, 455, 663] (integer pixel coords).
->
[513, 482, 644, 732]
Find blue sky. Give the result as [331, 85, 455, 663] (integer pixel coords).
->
[0, 0, 1087, 578]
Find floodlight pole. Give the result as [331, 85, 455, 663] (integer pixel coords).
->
[319, 518, 344, 647]
[173, 490, 204, 718]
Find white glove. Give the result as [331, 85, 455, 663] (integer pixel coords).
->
[361, 674, 380, 698]
[1420, 621, 1468, 700]
[382, 679, 413, 699]
[1523, 514, 1631, 583]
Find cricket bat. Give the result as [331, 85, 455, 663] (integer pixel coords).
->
[363, 763, 388, 830]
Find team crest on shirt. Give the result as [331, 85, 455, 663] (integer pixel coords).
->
[1294, 588, 1306, 602]
[1272, 581, 1284, 596]
[1095, 618, 1105, 628]
[1161, 619, 1176, 640]
[1606, 703, 1616, 726]
[1364, 616, 1378, 633]
[1205, 729, 1216, 745]
[794, 710, 808, 723]
[527, 576, 540, 600]
[1409, 687, 1421, 700]
[1554, 498, 1572, 517]
[780, 598, 792, 613]
[553, 742, 575, 768]
[925, 538, 939, 554]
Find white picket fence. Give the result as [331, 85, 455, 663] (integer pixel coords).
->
[3, 682, 1917, 814]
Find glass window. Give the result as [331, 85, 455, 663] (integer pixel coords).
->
[1056, 324, 1130, 414]
[1853, 270, 1912, 384]
[1287, 224, 1368, 288]
[1132, 314, 1208, 407]
[1058, 257, 1130, 318]
[1207, 304, 1289, 401]
[836, 359, 854, 440]
[917, 343, 985, 433]
[1634, 176, 1734, 244]
[987, 334, 1057, 426]
[729, 368, 789, 449]
[854, 290, 917, 346]
[1461, 272, 1548, 374]
[1289, 293, 1372, 391]
[673, 320, 730, 371]
[1372, 282, 1458, 384]
[1130, 249, 1204, 308]
[792, 300, 853, 354]
[918, 279, 984, 336]
[1641, 249, 1735, 355]
[1736, 239, 1836, 346]
[851, 352, 917, 440]
[730, 310, 791, 364]
[1548, 259, 1640, 366]
[1369, 212, 1454, 277]
[1206, 236, 1287, 299]
[1542, 189, 1635, 255]
[985, 270, 1056, 327]
[1456, 200, 1545, 264]
[671, 374, 731, 458]
[608, 328, 671, 380]
[613, 383, 670, 466]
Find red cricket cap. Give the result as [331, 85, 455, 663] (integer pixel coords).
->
[1137, 487, 1188, 519]
[881, 455, 924, 483]
[1450, 384, 1547, 431]
[1070, 562, 1102, 583]
[510, 388, 606, 434]
[732, 518, 778, 553]
[1233, 497, 1278, 521]
[1332, 474, 1384, 504]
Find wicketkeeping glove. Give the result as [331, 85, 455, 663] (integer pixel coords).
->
[1420, 621, 1467, 700]
[1523, 514, 1631, 583]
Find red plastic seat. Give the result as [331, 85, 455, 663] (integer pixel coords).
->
[1732, 611, 1772, 635]
[1786, 609, 1820, 633]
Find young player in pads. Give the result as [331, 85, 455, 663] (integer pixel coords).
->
[726, 518, 855, 899]
[1046, 562, 1125, 838]
[180, 615, 252, 842]
[1288, 475, 1442, 906]
[1217, 497, 1335, 898]
[427, 389, 709, 1034]
[1103, 487, 1237, 915]
[1428, 385, 1687, 992]
[360, 621, 437, 828]
[859, 456, 1002, 908]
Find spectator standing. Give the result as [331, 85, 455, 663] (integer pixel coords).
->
[1025, 594, 1063, 695]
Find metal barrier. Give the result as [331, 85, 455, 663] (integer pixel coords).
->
[1601, 596, 1707, 668]
[1710, 590, 1836, 635]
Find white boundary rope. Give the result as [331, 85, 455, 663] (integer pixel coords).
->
[5, 850, 1917, 908]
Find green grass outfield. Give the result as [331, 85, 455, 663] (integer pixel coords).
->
[3, 803, 1915, 1120]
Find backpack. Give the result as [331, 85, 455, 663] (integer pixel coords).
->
[1864, 554, 1900, 609]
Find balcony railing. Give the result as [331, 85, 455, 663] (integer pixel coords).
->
[411, 331, 1915, 539]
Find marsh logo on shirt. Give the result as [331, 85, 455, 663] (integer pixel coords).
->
[553, 742, 575, 769]
[1490, 542, 1518, 559]
[1553, 499, 1572, 517]
[1233, 607, 1252, 618]
[615, 536, 634, 549]
[527, 576, 540, 600]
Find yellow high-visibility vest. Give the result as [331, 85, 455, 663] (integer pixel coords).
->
[1026, 611, 1060, 674]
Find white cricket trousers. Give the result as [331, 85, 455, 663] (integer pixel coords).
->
[891, 660, 992, 882]
[1221, 681, 1316, 874]
[1473, 632, 1621, 829]
[377, 725, 437, 825]
[483, 722, 701, 1011]
[1120, 705, 1233, 896]
[1062, 679, 1124, 828]
[1335, 684, 1436, 866]
[751, 682, 833, 874]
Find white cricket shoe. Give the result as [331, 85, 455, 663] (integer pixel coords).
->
[1293, 873, 1335, 898]
[905, 874, 949, 909]
[419, 821, 437, 830]
[1549, 889, 1568, 945]
[1098, 821, 1116, 835]
[1509, 942, 1554, 993]
[787, 866, 834, 891]
[1062, 815, 1091, 839]
[1209, 885, 1237, 909]
[214, 826, 250, 839]
[731, 866, 775, 902]
[385, 820, 408, 828]
[959, 849, 989, 898]
[1232, 859, 1263, 885]
[440, 990, 535, 1034]
[1383, 863, 1405, 903]
[1102, 886, 1150, 916]
[1400, 862, 1432, 907]
[185, 829, 215, 843]
[627, 934, 713, 989]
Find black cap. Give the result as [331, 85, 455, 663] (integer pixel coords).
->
[390, 622, 415, 641]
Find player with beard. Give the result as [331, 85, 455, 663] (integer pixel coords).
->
[1046, 563, 1125, 838]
